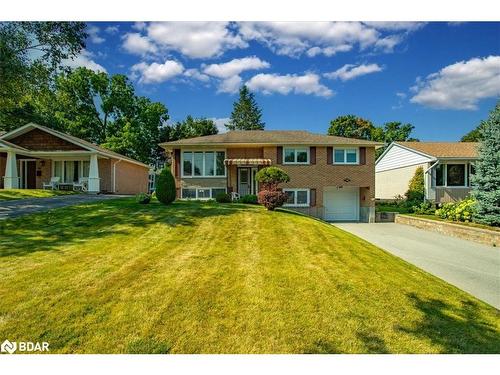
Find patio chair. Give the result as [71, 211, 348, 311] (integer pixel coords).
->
[230, 192, 240, 201]
[42, 177, 60, 190]
[73, 177, 88, 192]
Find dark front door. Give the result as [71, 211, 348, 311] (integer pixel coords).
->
[26, 161, 36, 189]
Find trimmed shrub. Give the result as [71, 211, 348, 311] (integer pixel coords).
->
[155, 167, 176, 205]
[215, 192, 232, 203]
[255, 167, 290, 190]
[135, 193, 151, 204]
[258, 190, 288, 211]
[237, 194, 258, 204]
[435, 197, 478, 223]
[405, 166, 424, 204]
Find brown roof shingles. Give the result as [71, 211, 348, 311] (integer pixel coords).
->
[397, 141, 479, 158]
[160, 130, 383, 147]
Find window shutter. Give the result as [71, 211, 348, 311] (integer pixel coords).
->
[310, 147, 316, 165]
[360, 147, 366, 165]
[327, 147, 333, 164]
[277, 146, 283, 164]
[174, 149, 181, 177]
[310, 188, 316, 207]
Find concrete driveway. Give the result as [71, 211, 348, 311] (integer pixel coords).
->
[335, 223, 500, 309]
[0, 194, 129, 220]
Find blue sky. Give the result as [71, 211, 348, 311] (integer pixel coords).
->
[74, 22, 500, 140]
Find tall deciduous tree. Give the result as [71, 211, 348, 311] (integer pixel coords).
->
[461, 123, 484, 142]
[226, 85, 265, 130]
[327, 115, 374, 140]
[0, 22, 87, 130]
[471, 102, 500, 226]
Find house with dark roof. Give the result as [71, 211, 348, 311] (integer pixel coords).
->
[375, 141, 479, 203]
[0, 123, 149, 194]
[160, 130, 382, 222]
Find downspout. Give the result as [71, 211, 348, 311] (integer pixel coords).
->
[113, 159, 122, 193]
[424, 160, 439, 202]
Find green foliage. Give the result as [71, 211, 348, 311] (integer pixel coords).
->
[471, 102, 500, 226]
[435, 198, 478, 223]
[374, 121, 418, 158]
[411, 201, 435, 215]
[215, 192, 232, 203]
[327, 115, 374, 140]
[161, 115, 218, 143]
[255, 167, 290, 190]
[155, 168, 176, 205]
[405, 166, 425, 203]
[135, 193, 151, 204]
[236, 194, 258, 204]
[0, 22, 87, 130]
[258, 190, 288, 211]
[226, 85, 265, 130]
[461, 123, 484, 142]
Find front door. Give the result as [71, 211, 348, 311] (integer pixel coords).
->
[238, 168, 250, 196]
[19, 160, 37, 189]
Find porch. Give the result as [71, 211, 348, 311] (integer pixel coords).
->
[225, 158, 271, 196]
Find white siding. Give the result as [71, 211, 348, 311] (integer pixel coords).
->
[376, 144, 433, 172]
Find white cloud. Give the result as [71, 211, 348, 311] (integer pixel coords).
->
[211, 117, 230, 133]
[105, 25, 119, 34]
[132, 22, 147, 31]
[203, 56, 270, 79]
[410, 55, 500, 110]
[131, 60, 184, 84]
[218, 76, 243, 94]
[396, 92, 407, 99]
[65, 50, 106, 73]
[122, 33, 158, 56]
[374, 35, 403, 52]
[87, 25, 105, 44]
[183, 68, 210, 82]
[146, 22, 247, 58]
[325, 63, 383, 81]
[247, 73, 333, 97]
[306, 44, 352, 57]
[363, 22, 425, 32]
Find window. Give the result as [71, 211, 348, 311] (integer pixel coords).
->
[283, 148, 309, 164]
[283, 189, 310, 207]
[182, 151, 226, 177]
[181, 187, 226, 200]
[434, 163, 467, 187]
[53, 161, 63, 179]
[82, 161, 90, 178]
[333, 148, 358, 164]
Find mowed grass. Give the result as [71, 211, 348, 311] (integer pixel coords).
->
[0, 199, 498, 354]
[0, 189, 78, 201]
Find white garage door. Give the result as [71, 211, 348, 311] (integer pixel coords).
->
[324, 187, 359, 221]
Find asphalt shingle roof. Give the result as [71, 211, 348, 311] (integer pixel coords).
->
[397, 141, 479, 158]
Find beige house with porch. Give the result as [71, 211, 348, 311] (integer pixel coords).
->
[0, 123, 149, 194]
[375, 141, 479, 203]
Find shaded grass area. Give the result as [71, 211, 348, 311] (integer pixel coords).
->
[0, 189, 78, 201]
[376, 202, 410, 214]
[0, 199, 498, 353]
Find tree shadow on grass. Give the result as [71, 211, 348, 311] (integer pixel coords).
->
[397, 293, 500, 353]
[0, 199, 249, 258]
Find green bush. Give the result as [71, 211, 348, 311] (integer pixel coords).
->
[215, 192, 232, 203]
[255, 167, 290, 190]
[155, 167, 176, 205]
[435, 197, 478, 223]
[411, 201, 434, 214]
[135, 193, 151, 204]
[237, 194, 258, 204]
[405, 166, 424, 204]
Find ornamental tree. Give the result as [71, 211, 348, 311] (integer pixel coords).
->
[255, 167, 290, 210]
[155, 167, 176, 205]
[471, 102, 500, 226]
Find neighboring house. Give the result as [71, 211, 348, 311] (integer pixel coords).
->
[160, 130, 382, 222]
[0, 123, 149, 194]
[375, 141, 479, 203]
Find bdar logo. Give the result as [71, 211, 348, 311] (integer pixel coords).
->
[1, 339, 17, 354]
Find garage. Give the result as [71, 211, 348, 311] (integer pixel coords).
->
[324, 186, 360, 221]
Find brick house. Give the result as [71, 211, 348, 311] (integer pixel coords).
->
[0, 123, 149, 194]
[375, 141, 479, 203]
[160, 130, 382, 222]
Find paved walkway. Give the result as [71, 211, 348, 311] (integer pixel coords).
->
[0, 194, 129, 220]
[334, 223, 500, 309]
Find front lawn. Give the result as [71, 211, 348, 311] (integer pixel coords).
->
[0, 189, 78, 201]
[0, 199, 498, 353]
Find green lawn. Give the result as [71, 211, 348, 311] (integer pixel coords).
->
[0, 189, 78, 201]
[0, 199, 498, 354]
[376, 202, 410, 214]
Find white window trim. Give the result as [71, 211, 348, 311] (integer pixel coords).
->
[332, 148, 359, 165]
[435, 162, 469, 188]
[283, 147, 310, 165]
[180, 187, 227, 200]
[181, 150, 227, 178]
[51, 160, 90, 182]
[283, 188, 310, 207]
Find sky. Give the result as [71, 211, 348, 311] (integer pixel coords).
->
[71, 22, 500, 140]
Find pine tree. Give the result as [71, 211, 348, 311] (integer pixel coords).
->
[226, 85, 265, 130]
[471, 102, 500, 226]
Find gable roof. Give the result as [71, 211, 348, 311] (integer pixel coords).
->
[0, 139, 30, 152]
[160, 130, 383, 148]
[396, 141, 479, 158]
[0, 123, 149, 168]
